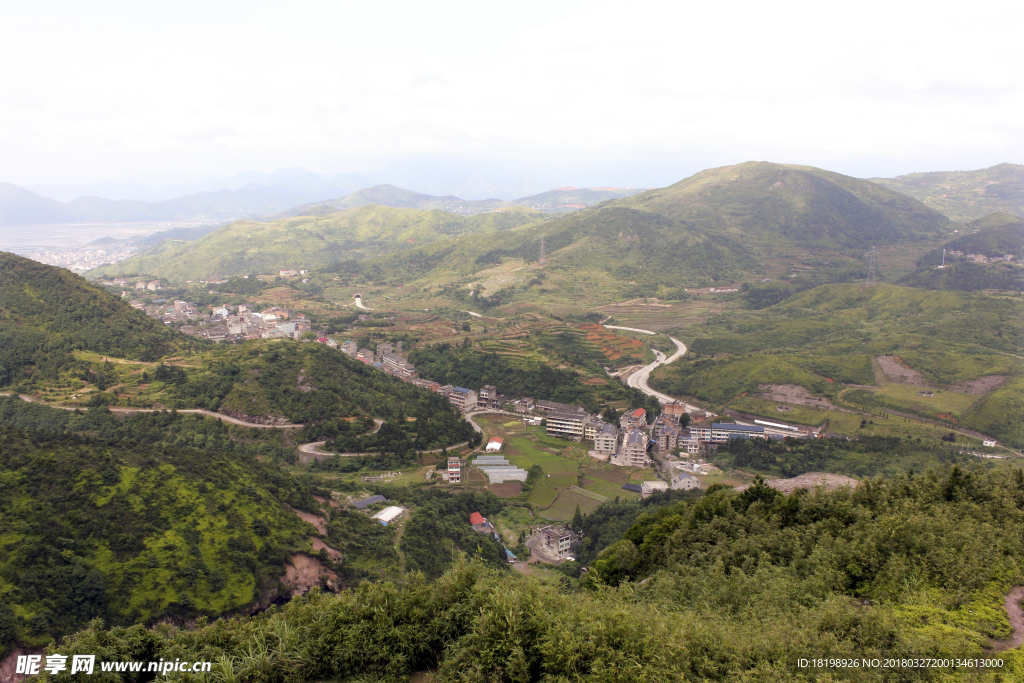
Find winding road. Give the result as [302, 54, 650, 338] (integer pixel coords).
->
[604, 326, 706, 412]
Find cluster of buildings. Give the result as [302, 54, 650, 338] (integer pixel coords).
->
[133, 300, 312, 342]
[25, 243, 140, 273]
[943, 250, 1021, 265]
[535, 395, 815, 468]
[533, 401, 704, 468]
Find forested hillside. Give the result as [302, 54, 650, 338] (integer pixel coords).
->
[0, 426, 319, 655]
[46, 466, 1024, 681]
[0, 253, 193, 387]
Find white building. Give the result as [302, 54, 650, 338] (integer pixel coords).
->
[620, 428, 650, 467]
[371, 506, 406, 524]
[594, 423, 619, 455]
[641, 480, 669, 498]
[672, 473, 700, 491]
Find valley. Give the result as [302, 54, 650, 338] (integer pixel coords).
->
[1, 159, 1022, 682]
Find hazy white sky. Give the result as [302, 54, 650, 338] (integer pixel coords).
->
[1, 0, 1021, 189]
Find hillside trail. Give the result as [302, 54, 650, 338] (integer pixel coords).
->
[0, 392, 301, 429]
[990, 587, 1024, 651]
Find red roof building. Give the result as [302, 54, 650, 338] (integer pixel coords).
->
[469, 512, 485, 526]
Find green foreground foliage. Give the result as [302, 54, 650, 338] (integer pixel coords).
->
[0, 427, 319, 654]
[42, 465, 1024, 682]
[712, 434, 972, 479]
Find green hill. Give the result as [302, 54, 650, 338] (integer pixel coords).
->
[898, 261, 1024, 292]
[617, 161, 952, 249]
[920, 215, 1024, 263]
[870, 163, 1024, 221]
[0, 253, 192, 388]
[88, 204, 545, 282]
[896, 214, 1023, 291]
[650, 283, 1024, 445]
[351, 162, 953, 302]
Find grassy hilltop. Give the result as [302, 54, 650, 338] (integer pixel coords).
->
[871, 163, 1024, 222]
[618, 161, 952, 248]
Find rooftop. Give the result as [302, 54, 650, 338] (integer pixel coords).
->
[353, 495, 387, 509]
[713, 423, 765, 433]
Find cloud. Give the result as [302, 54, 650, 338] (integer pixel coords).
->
[0, 0, 1020, 187]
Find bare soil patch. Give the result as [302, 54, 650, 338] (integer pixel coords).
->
[293, 508, 327, 535]
[490, 482, 523, 498]
[876, 355, 928, 385]
[757, 384, 839, 410]
[737, 472, 859, 495]
[950, 375, 1010, 395]
[282, 553, 337, 598]
[990, 587, 1024, 651]
[313, 494, 340, 509]
[311, 537, 344, 562]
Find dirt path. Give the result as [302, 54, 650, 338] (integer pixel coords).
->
[0, 393, 302, 429]
[991, 587, 1024, 651]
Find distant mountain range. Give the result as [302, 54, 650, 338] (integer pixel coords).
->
[0, 175, 645, 226]
[275, 185, 647, 219]
[5, 162, 1019, 227]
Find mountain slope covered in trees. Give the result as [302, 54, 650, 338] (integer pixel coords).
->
[0, 425, 319, 654]
[44, 465, 1024, 681]
[0, 253, 193, 387]
[649, 283, 1024, 446]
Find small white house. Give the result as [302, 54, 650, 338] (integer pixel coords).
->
[983, 439, 997, 447]
[485, 437, 504, 452]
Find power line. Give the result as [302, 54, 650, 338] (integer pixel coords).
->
[864, 246, 877, 287]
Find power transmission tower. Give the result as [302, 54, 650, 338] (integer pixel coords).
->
[539, 235, 546, 266]
[864, 246, 877, 287]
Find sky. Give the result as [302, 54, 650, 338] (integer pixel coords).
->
[1, 0, 1021, 197]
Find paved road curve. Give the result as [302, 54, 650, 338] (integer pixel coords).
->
[603, 326, 709, 414]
